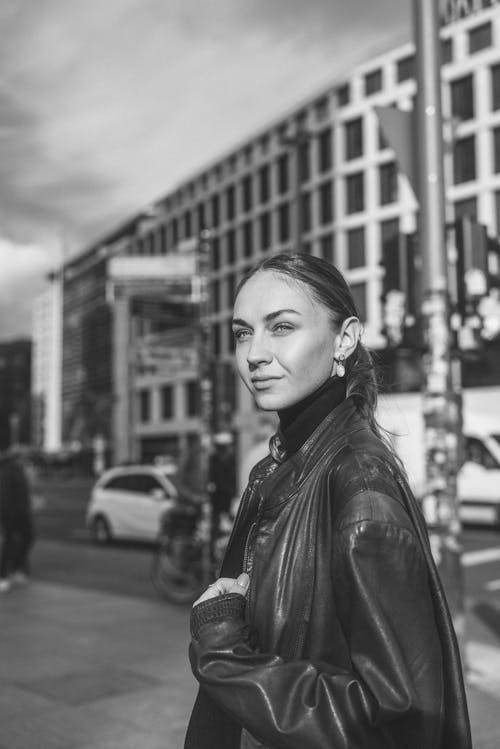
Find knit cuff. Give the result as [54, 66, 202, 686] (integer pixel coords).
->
[190, 593, 246, 639]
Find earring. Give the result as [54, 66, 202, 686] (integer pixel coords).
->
[335, 352, 346, 378]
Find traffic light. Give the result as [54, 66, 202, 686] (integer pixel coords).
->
[453, 216, 489, 317]
[380, 232, 422, 347]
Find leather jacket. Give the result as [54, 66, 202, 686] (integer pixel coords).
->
[190, 398, 472, 749]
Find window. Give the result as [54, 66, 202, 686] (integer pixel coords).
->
[453, 136, 476, 184]
[350, 282, 367, 322]
[242, 175, 252, 212]
[186, 381, 198, 417]
[227, 273, 236, 304]
[243, 145, 253, 165]
[451, 75, 474, 121]
[320, 234, 335, 264]
[277, 153, 289, 194]
[260, 212, 271, 250]
[225, 185, 235, 221]
[344, 118, 363, 160]
[365, 68, 382, 96]
[397, 55, 415, 82]
[160, 386, 173, 420]
[469, 22, 492, 54]
[454, 197, 477, 222]
[346, 227, 365, 268]
[345, 172, 364, 214]
[139, 390, 150, 423]
[226, 229, 236, 265]
[318, 128, 332, 173]
[211, 236, 220, 271]
[171, 217, 178, 246]
[212, 278, 221, 312]
[494, 127, 500, 173]
[496, 191, 500, 236]
[491, 64, 500, 111]
[258, 165, 270, 204]
[379, 162, 398, 205]
[197, 203, 205, 232]
[337, 83, 350, 107]
[319, 181, 334, 225]
[380, 218, 400, 275]
[301, 192, 311, 233]
[278, 203, 290, 243]
[465, 437, 499, 469]
[211, 194, 220, 227]
[137, 474, 166, 495]
[213, 323, 221, 357]
[104, 475, 135, 491]
[298, 139, 310, 183]
[242, 221, 253, 258]
[314, 96, 329, 123]
[441, 38, 453, 65]
[183, 210, 192, 238]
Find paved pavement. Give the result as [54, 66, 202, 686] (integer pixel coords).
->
[1, 579, 500, 749]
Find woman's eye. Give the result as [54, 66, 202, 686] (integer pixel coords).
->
[233, 329, 251, 342]
[273, 322, 294, 334]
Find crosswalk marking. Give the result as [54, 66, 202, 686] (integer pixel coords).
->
[462, 548, 500, 567]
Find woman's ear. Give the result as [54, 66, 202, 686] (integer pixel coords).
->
[334, 316, 361, 360]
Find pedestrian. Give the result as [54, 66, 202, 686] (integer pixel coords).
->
[185, 253, 471, 749]
[0, 449, 35, 593]
[208, 433, 236, 548]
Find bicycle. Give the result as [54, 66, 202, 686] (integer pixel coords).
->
[150, 498, 231, 605]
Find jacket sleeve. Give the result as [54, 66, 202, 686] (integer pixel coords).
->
[189, 516, 443, 749]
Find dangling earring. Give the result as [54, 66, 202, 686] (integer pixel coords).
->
[335, 352, 346, 378]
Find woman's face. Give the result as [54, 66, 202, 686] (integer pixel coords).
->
[232, 270, 338, 411]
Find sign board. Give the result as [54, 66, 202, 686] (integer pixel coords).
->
[440, 0, 499, 25]
[134, 329, 198, 379]
[108, 254, 196, 281]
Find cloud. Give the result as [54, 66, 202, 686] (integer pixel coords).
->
[0, 239, 56, 339]
[0, 0, 411, 336]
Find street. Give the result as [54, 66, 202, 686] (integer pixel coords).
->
[29, 476, 500, 631]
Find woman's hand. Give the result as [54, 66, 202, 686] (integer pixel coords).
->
[193, 572, 250, 607]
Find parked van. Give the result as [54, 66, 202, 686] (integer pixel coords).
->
[377, 387, 500, 527]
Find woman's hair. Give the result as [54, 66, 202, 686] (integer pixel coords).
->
[236, 252, 398, 456]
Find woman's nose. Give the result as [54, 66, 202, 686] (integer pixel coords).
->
[246, 335, 273, 367]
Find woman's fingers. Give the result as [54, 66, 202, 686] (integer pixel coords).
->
[193, 573, 250, 607]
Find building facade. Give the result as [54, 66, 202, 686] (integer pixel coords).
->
[32, 275, 63, 451]
[56, 3, 500, 467]
[0, 339, 32, 450]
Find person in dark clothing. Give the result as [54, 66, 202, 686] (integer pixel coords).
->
[208, 434, 236, 551]
[184, 253, 471, 749]
[0, 451, 34, 593]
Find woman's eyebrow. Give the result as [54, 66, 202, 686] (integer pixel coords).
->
[232, 309, 300, 327]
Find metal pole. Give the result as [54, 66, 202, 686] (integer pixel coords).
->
[197, 230, 214, 587]
[413, 0, 466, 648]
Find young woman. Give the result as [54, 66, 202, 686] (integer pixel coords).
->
[184, 253, 471, 749]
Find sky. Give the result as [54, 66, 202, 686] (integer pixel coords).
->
[0, 0, 412, 339]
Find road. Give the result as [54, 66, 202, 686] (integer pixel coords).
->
[29, 475, 500, 636]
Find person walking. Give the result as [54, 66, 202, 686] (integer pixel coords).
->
[0, 450, 35, 593]
[185, 253, 471, 749]
[208, 433, 237, 550]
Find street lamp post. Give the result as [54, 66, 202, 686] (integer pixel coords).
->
[413, 0, 466, 647]
[195, 229, 214, 588]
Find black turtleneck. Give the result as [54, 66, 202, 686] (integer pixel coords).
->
[184, 375, 347, 749]
[278, 375, 346, 455]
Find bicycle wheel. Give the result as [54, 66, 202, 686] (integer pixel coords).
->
[150, 537, 204, 605]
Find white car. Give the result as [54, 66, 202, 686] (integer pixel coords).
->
[86, 465, 178, 544]
[458, 431, 500, 527]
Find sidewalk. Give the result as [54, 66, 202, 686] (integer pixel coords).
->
[0, 581, 196, 749]
[1, 580, 499, 749]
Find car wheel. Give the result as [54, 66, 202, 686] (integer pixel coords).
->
[91, 515, 112, 544]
